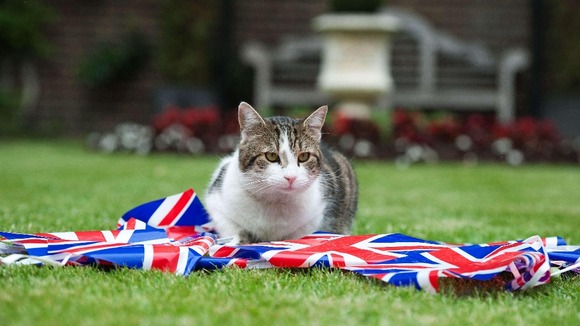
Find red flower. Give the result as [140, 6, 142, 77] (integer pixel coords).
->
[333, 112, 352, 135]
[153, 105, 181, 132]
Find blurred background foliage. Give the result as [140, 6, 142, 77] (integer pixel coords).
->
[0, 0, 56, 61]
[77, 30, 150, 89]
[0, 0, 56, 136]
[157, 0, 219, 86]
[0, 90, 20, 135]
[544, 1, 580, 94]
[156, 0, 251, 109]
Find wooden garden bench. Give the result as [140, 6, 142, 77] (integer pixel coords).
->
[240, 8, 530, 123]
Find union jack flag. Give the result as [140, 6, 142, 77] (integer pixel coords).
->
[1, 189, 579, 293]
[116, 188, 213, 231]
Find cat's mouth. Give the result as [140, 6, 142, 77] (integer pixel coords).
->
[281, 185, 296, 192]
[280, 182, 306, 192]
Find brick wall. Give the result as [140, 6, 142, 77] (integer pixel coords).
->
[32, 0, 531, 135]
[232, 0, 531, 54]
[392, 0, 530, 54]
[37, 1, 161, 135]
[232, 0, 328, 47]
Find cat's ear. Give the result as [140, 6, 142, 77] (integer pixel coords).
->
[303, 105, 328, 141]
[238, 102, 265, 140]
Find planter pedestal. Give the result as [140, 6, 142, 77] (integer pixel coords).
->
[314, 14, 399, 119]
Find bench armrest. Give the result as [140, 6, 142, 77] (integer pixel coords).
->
[497, 48, 530, 123]
[241, 42, 273, 110]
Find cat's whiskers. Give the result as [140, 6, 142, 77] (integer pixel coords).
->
[319, 166, 348, 191]
[240, 178, 276, 196]
[331, 166, 347, 178]
[240, 179, 268, 190]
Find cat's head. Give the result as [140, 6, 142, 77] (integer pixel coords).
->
[236, 102, 327, 197]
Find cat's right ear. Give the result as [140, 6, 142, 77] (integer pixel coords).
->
[238, 102, 265, 141]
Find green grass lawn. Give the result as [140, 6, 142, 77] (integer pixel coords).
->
[1, 140, 579, 325]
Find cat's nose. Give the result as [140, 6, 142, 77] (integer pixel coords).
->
[284, 175, 297, 186]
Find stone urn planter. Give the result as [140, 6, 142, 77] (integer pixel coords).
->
[314, 14, 399, 119]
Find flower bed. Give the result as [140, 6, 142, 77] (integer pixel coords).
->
[327, 109, 579, 165]
[87, 105, 239, 155]
[88, 106, 580, 165]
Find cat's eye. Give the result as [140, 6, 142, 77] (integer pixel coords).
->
[265, 152, 279, 162]
[297, 152, 310, 163]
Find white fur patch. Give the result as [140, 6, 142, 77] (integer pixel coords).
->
[205, 149, 326, 241]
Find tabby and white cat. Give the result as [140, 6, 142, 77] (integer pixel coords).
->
[205, 102, 357, 244]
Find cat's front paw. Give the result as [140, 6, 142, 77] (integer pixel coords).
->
[223, 235, 240, 246]
[217, 231, 256, 245]
[238, 230, 260, 244]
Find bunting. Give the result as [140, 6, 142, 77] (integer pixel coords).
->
[1, 189, 578, 293]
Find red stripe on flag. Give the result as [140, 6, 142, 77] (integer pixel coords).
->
[150, 245, 181, 272]
[158, 189, 194, 226]
[74, 231, 107, 242]
[61, 242, 126, 254]
[330, 253, 347, 267]
[126, 218, 137, 230]
[35, 233, 61, 240]
[429, 270, 439, 292]
[212, 246, 239, 258]
[232, 258, 247, 268]
[166, 226, 198, 241]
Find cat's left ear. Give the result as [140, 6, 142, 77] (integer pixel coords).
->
[303, 105, 328, 141]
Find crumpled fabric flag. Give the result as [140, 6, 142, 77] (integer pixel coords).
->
[1, 189, 579, 293]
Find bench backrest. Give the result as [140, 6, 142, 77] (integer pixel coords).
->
[268, 8, 499, 93]
[242, 7, 529, 122]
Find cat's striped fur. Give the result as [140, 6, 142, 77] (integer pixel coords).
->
[205, 102, 357, 244]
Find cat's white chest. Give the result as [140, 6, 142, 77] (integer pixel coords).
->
[205, 155, 326, 242]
